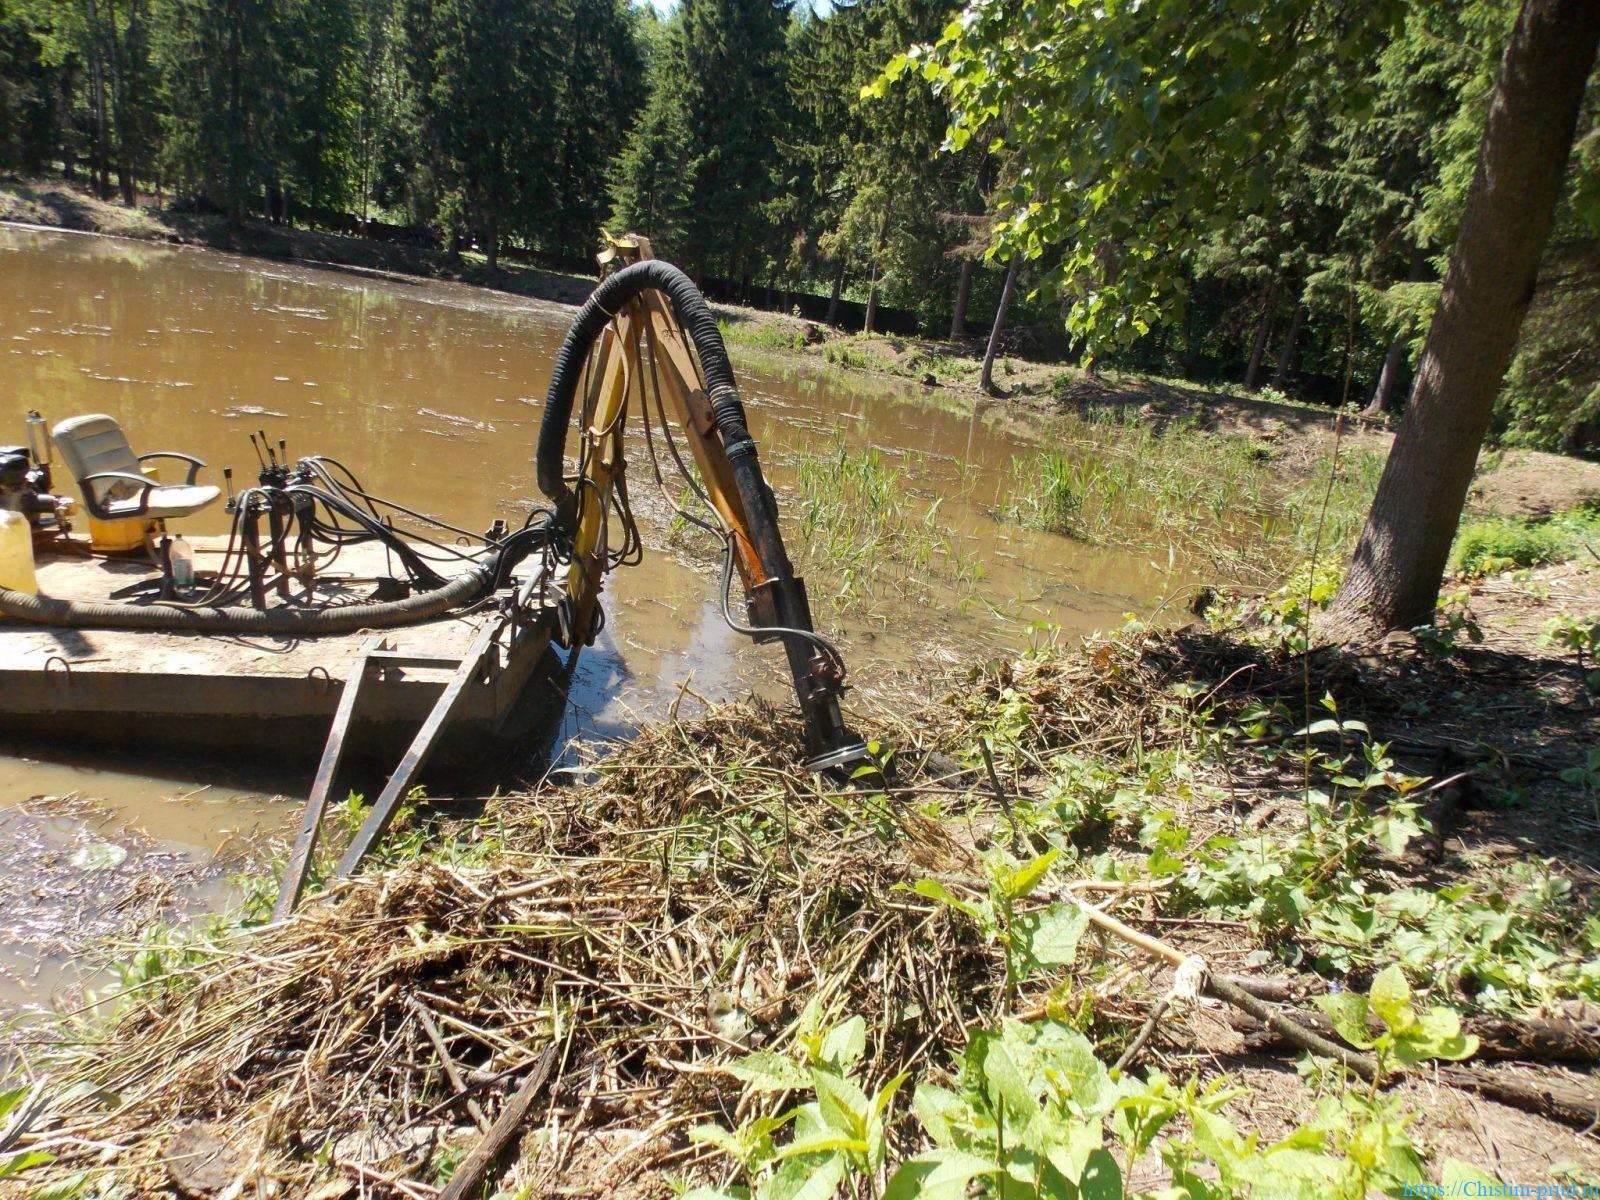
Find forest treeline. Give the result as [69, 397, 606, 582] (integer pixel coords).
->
[0, 0, 1596, 453]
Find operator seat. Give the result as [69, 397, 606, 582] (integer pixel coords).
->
[51, 413, 221, 523]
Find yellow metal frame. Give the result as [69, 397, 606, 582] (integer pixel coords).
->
[561, 237, 765, 645]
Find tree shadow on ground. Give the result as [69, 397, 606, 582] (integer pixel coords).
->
[1146, 626, 1600, 880]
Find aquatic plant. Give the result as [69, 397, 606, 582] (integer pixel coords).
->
[792, 444, 980, 609]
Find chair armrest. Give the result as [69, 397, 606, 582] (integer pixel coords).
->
[82, 471, 156, 515]
[138, 451, 205, 484]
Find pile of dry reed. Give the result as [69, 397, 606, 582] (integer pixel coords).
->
[5, 689, 1018, 1197]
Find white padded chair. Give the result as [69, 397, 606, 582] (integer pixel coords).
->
[52, 413, 221, 523]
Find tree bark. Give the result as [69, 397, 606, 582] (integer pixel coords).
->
[950, 256, 974, 340]
[1270, 303, 1305, 392]
[1364, 245, 1429, 416]
[1329, 0, 1600, 638]
[1365, 337, 1409, 416]
[825, 258, 845, 327]
[863, 223, 887, 334]
[980, 253, 1021, 395]
[1242, 281, 1280, 391]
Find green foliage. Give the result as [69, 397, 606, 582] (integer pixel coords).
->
[1316, 965, 1478, 1083]
[609, 0, 789, 281]
[1542, 612, 1600, 659]
[975, 636, 1600, 1015]
[690, 1007, 1464, 1200]
[1450, 507, 1600, 577]
[0, 1084, 53, 1182]
[794, 444, 981, 608]
[910, 847, 1087, 1002]
[882, 0, 1404, 357]
[685, 1004, 907, 1200]
[1000, 414, 1306, 574]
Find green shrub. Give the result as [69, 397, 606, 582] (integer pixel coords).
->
[1451, 506, 1600, 576]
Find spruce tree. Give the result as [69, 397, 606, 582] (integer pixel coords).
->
[609, 0, 789, 281]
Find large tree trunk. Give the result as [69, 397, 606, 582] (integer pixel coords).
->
[1329, 0, 1600, 638]
[950, 256, 974, 340]
[980, 254, 1021, 395]
[1242, 281, 1280, 391]
[1271, 303, 1306, 392]
[825, 258, 845, 326]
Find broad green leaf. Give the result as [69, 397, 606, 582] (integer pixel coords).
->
[689, 1123, 747, 1161]
[1079, 1148, 1122, 1200]
[0, 1150, 52, 1180]
[884, 1150, 998, 1200]
[978, 1038, 1037, 1134]
[772, 1132, 868, 1162]
[1368, 965, 1416, 1033]
[912, 1084, 966, 1149]
[864, 1073, 911, 1173]
[910, 879, 984, 923]
[728, 1051, 810, 1093]
[1397, 1009, 1478, 1064]
[1314, 992, 1375, 1050]
[820, 1017, 866, 1070]
[998, 848, 1061, 900]
[0, 1086, 27, 1122]
[759, 1154, 846, 1200]
[1440, 1159, 1501, 1188]
[872, 1072, 911, 1119]
[1296, 718, 1343, 737]
[811, 1068, 871, 1139]
[1013, 903, 1089, 974]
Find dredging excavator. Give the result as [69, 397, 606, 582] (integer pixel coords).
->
[0, 239, 871, 909]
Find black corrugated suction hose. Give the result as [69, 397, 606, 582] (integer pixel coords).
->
[536, 260, 749, 507]
[0, 565, 491, 634]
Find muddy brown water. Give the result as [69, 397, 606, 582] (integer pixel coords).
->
[0, 224, 1183, 1014]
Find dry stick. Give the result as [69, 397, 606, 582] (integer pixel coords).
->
[1205, 973, 1377, 1082]
[977, 738, 1025, 846]
[1112, 997, 1171, 1072]
[1062, 892, 1381, 1080]
[407, 997, 490, 1132]
[1067, 891, 1600, 1126]
[436, 1043, 559, 1200]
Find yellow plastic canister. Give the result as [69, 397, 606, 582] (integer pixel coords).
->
[0, 510, 38, 595]
[85, 464, 158, 552]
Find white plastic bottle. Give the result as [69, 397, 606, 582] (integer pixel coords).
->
[169, 535, 195, 591]
[0, 510, 38, 595]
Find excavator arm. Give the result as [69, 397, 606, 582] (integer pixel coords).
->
[538, 240, 869, 774]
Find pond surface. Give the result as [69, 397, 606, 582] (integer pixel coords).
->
[0, 224, 1182, 1012]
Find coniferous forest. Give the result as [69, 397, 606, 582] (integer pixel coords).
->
[0, 0, 1596, 454]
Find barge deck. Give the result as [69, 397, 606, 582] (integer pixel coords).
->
[0, 536, 563, 767]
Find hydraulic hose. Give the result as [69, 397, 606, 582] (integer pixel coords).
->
[537, 258, 867, 772]
[537, 260, 743, 508]
[0, 565, 492, 635]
